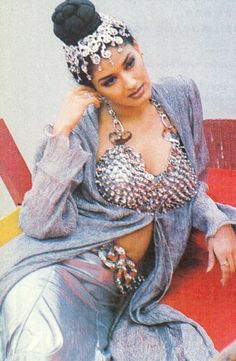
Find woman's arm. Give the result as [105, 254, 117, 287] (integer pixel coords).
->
[19, 132, 91, 239]
[187, 78, 235, 236]
[187, 78, 236, 283]
[191, 181, 234, 239]
[19, 86, 102, 239]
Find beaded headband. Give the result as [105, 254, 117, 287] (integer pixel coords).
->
[63, 13, 131, 81]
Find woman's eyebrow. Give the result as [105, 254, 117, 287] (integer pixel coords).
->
[98, 52, 132, 83]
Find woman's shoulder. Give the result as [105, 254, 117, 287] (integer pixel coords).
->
[152, 75, 199, 98]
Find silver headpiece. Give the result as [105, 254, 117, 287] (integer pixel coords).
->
[63, 13, 131, 81]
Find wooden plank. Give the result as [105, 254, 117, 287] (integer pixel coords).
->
[0, 208, 22, 246]
[0, 119, 32, 205]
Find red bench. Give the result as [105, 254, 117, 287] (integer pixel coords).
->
[161, 119, 236, 351]
[0, 119, 31, 206]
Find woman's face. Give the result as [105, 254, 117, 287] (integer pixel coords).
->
[91, 42, 152, 108]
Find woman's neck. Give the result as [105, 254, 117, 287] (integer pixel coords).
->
[107, 99, 154, 124]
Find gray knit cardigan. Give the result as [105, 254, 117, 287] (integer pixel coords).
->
[1, 76, 236, 349]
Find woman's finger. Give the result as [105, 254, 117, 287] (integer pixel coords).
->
[207, 243, 216, 272]
[233, 249, 236, 269]
[78, 92, 103, 107]
[220, 260, 231, 286]
[228, 254, 236, 273]
[75, 87, 102, 99]
[84, 95, 101, 109]
[72, 90, 101, 105]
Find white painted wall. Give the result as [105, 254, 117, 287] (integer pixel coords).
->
[1, 0, 236, 217]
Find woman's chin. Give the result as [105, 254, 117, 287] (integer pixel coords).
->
[129, 84, 152, 105]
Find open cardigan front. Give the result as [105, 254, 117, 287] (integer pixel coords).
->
[1, 76, 236, 359]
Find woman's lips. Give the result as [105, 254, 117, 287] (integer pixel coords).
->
[129, 84, 144, 99]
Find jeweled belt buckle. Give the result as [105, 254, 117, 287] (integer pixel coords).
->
[97, 243, 145, 294]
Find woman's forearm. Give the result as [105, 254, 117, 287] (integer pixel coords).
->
[19, 133, 91, 239]
[191, 181, 234, 239]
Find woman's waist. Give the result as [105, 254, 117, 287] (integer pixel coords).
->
[90, 222, 154, 294]
[114, 221, 154, 264]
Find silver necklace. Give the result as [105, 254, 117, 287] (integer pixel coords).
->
[106, 99, 175, 146]
[106, 101, 132, 145]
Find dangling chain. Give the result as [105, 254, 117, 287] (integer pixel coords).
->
[106, 100, 132, 145]
[107, 102, 125, 135]
[150, 99, 174, 130]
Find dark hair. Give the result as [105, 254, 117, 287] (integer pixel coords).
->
[52, 0, 134, 87]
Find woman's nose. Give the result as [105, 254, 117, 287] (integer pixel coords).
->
[122, 73, 137, 89]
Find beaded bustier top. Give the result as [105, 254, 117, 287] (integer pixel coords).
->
[95, 100, 198, 214]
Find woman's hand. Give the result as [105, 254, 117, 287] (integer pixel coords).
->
[53, 86, 102, 136]
[207, 224, 236, 285]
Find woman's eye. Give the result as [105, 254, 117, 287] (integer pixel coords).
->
[126, 57, 135, 69]
[102, 77, 116, 87]
[101, 57, 135, 87]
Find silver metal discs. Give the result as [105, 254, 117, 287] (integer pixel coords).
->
[95, 99, 198, 214]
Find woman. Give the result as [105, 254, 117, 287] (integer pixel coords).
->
[1, 1, 236, 360]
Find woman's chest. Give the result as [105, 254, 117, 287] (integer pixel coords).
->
[97, 112, 172, 177]
[94, 101, 198, 214]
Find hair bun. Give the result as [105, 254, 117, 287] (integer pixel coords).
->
[52, 0, 102, 45]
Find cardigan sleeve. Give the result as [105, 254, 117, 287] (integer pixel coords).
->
[19, 130, 91, 239]
[187, 78, 236, 238]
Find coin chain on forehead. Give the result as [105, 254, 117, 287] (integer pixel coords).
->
[63, 13, 131, 81]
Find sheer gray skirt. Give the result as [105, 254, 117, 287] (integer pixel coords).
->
[0, 251, 217, 361]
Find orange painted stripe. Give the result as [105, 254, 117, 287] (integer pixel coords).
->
[0, 208, 22, 246]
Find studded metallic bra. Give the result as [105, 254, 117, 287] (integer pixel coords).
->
[95, 99, 198, 214]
